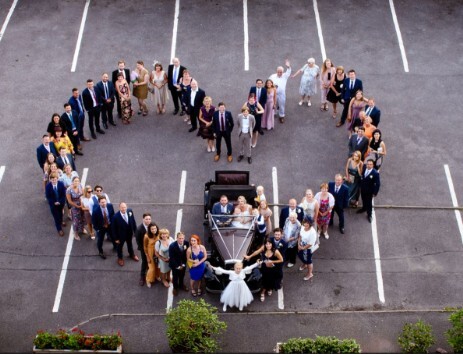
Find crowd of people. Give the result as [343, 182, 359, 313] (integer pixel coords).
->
[36, 55, 387, 311]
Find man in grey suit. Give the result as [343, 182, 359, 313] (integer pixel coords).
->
[236, 106, 255, 164]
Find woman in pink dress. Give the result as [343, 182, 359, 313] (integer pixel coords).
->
[262, 79, 276, 130]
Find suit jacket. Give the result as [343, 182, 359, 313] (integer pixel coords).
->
[45, 181, 67, 208]
[360, 167, 381, 196]
[328, 182, 349, 209]
[168, 240, 190, 270]
[186, 88, 206, 114]
[364, 105, 381, 127]
[111, 209, 137, 242]
[212, 202, 234, 215]
[237, 114, 255, 137]
[92, 203, 115, 231]
[112, 68, 131, 87]
[249, 86, 267, 108]
[212, 110, 234, 135]
[167, 64, 186, 91]
[37, 143, 57, 169]
[135, 223, 149, 251]
[68, 95, 85, 117]
[95, 80, 116, 103]
[269, 236, 288, 257]
[56, 153, 76, 171]
[279, 206, 304, 229]
[348, 134, 369, 158]
[82, 88, 100, 112]
[342, 78, 363, 101]
[60, 110, 79, 136]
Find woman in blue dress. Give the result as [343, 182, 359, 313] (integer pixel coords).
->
[186, 234, 207, 297]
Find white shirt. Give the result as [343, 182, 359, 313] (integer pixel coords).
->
[190, 89, 197, 106]
[241, 116, 250, 133]
[269, 67, 291, 94]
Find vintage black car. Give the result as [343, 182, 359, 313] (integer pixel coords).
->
[203, 171, 262, 293]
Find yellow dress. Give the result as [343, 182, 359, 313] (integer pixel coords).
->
[52, 136, 74, 155]
[144, 234, 161, 283]
[133, 68, 149, 99]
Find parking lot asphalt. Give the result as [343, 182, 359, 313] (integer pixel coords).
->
[0, 0, 462, 352]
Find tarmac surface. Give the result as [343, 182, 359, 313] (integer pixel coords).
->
[0, 0, 462, 352]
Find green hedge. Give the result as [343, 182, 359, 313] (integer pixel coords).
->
[446, 308, 463, 353]
[279, 336, 361, 353]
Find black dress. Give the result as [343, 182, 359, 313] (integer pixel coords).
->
[260, 251, 282, 291]
[327, 74, 344, 103]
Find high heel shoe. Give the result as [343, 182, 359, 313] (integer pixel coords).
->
[303, 274, 314, 282]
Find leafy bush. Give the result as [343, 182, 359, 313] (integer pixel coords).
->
[33, 328, 122, 350]
[397, 320, 435, 353]
[446, 308, 463, 353]
[279, 336, 361, 353]
[165, 298, 227, 353]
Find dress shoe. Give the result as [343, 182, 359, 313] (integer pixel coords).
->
[259, 130, 264, 135]
[99, 252, 107, 260]
[91, 132, 97, 139]
[368, 215, 372, 223]
[336, 121, 344, 127]
[61, 221, 66, 227]
[279, 117, 285, 123]
[58, 230, 64, 237]
[103, 122, 108, 129]
[227, 156, 233, 163]
[173, 110, 179, 115]
[110, 122, 117, 126]
[82, 137, 91, 141]
[248, 157, 252, 164]
[179, 111, 185, 116]
[340, 228, 345, 234]
[97, 129, 105, 134]
[173, 288, 178, 296]
[188, 127, 196, 132]
[356, 208, 366, 214]
[117, 258, 124, 266]
[139, 278, 145, 286]
[237, 155, 244, 162]
[130, 255, 140, 262]
[183, 285, 189, 292]
[75, 151, 83, 156]
[214, 155, 220, 162]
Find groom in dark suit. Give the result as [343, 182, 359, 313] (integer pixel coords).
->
[45, 173, 67, 236]
[357, 160, 381, 223]
[328, 174, 350, 234]
[337, 69, 363, 127]
[111, 202, 139, 266]
[169, 232, 189, 296]
[212, 102, 234, 162]
[211, 195, 234, 226]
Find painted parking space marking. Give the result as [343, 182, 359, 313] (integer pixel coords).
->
[272, 167, 279, 228]
[389, 0, 409, 72]
[243, 0, 249, 71]
[71, 0, 90, 72]
[0, 166, 5, 183]
[52, 168, 88, 313]
[371, 200, 385, 304]
[170, 0, 180, 61]
[312, 0, 326, 62]
[0, 0, 18, 43]
[444, 164, 463, 244]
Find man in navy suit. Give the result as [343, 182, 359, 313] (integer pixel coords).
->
[364, 97, 381, 127]
[92, 196, 115, 259]
[186, 80, 206, 132]
[95, 73, 116, 128]
[167, 57, 186, 115]
[337, 69, 363, 127]
[249, 79, 267, 135]
[112, 60, 131, 119]
[111, 202, 139, 266]
[56, 147, 76, 171]
[211, 195, 234, 226]
[348, 126, 369, 159]
[169, 232, 189, 296]
[328, 174, 350, 234]
[68, 88, 90, 142]
[212, 102, 234, 162]
[61, 103, 83, 155]
[279, 198, 304, 228]
[82, 79, 104, 140]
[357, 159, 381, 223]
[37, 134, 57, 170]
[45, 173, 67, 236]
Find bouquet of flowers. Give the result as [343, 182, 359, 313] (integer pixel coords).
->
[130, 71, 138, 84]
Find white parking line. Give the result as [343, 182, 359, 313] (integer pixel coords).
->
[170, 0, 180, 60]
[312, 0, 326, 62]
[277, 288, 284, 310]
[272, 167, 279, 228]
[52, 168, 88, 313]
[243, 0, 249, 71]
[0, 0, 18, 43]
[71, 0, 91, 72]
[389, 0, 409, 72]
[371, 200, 385, 304]
[0, 166, 5, 183]
[444, 164, 463, 244]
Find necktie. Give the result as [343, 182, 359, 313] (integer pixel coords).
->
[77, 97, 83, 113]
[366, 107, 372, 116]
[91, 89, 97, 106]
[120, 69, 125, 79]
[64, 156, 69, 165]
[103, 209, 109, 227]
[257, 88, 261, 101]
[123, 213, 128, 223]
[335, 187, 339, 193]
[173, 67, 178, 84]
[104, 83, 109, 99]
[54, 185, 59, 199]
[350, 80, 354, 90]
[357, 137, 361, 144]
[365, 169, 371, 177]
[68, 113, 76, 129]
[221, 113, 225, 131]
